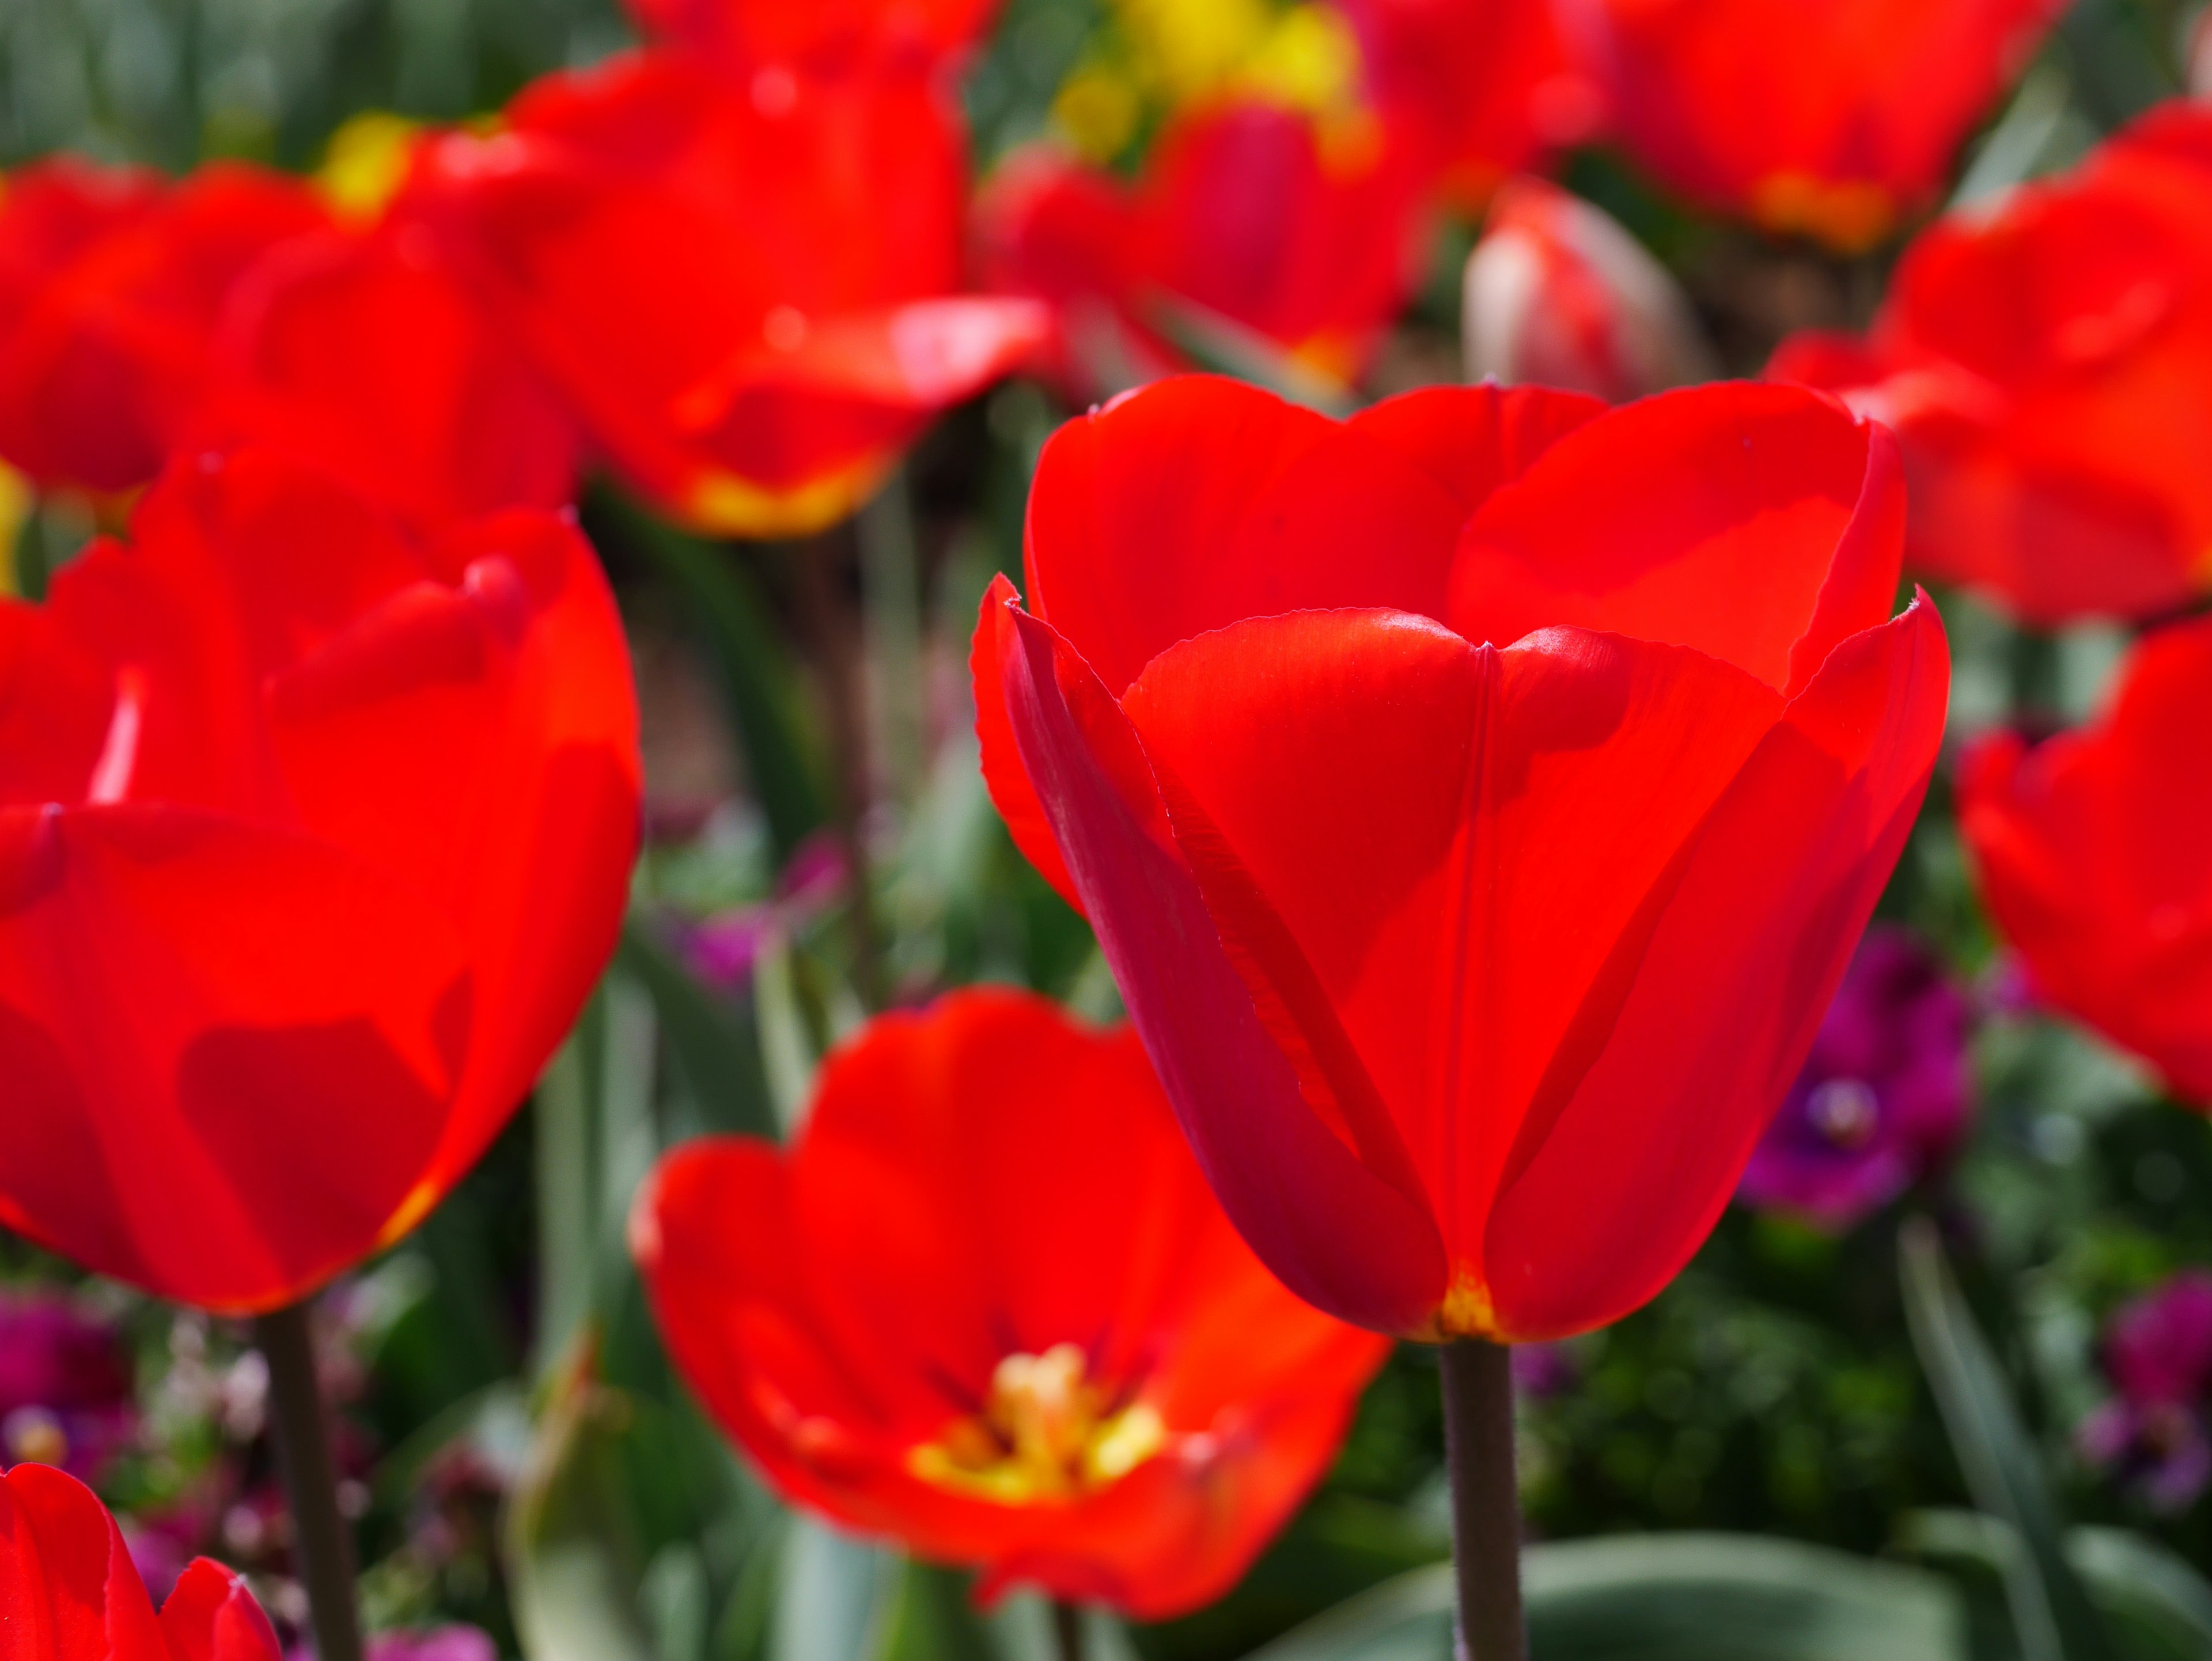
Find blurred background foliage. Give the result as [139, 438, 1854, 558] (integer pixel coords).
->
[9, 0, 2212, 1658]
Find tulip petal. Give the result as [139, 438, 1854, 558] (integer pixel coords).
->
[0, 1464, 166, 1661]
[156, 1562, 280, 1661]
[1024, 376, 1587, 696]
[1450, 382, 1900, 694]
[1483, 596, 1949, 1337]
[994, 600, 1447, 1332]
[0, 803, 469, 1311]
[972, 573, 1081, 911]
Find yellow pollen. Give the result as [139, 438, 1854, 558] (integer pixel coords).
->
[907, 1342, 1167, 1505]
[1424, 1266, 1504, 1342]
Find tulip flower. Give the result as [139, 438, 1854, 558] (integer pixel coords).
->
[1553, 0, 2066, 249]
[631, 988, 1389, 1618]
[1330, 0, 1600, 210]
[1735, 926, 1974, 1230]
[621, 0, 999, 69]
[0, 1292, 136, 1481]
[976, 97, 1429, 402]
[1771, 102, 2212, 625]
[188, 220, 581, 535]
[404, 49, 1046, 539]
[2078, 1271, 2212, 1512]
[972, 374, 1949, 1342]
[1959, 614, 2212, 1103]
[1462, 176, 1716, 403]
[0, 161, 327, 495]
[0, 1462, 280, 1661]
[0, 445, 641, 1312]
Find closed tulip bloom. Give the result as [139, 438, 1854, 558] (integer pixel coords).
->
[191, 219, 581, 535]
[1463, 176, 1717, 403]
[1959, 615, 2212, 1103]
[631, 988, 1389, 1618]
[976, 98, 1429, 402]
[0, 1463, 279, 1661]
[1772, 103, 2212, 625]
[1554, 0, 2065, 250]
[972, 375, 1949, 1341]
[0, 447, 640, 1311]
[406, 50, 1045, 539]
[0, 162, 327, 495]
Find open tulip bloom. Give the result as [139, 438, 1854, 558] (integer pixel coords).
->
[0, 1462, 282, 1661]
[631, 988, 1390, 1619]
[0, 445, 641, 1314]
[971, 372, 1947, 1645]
[1961, 613, 2212, 1104]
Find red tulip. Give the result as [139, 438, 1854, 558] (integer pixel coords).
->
[1771, 102, 2212, 625]
[0, 1462, 278, 1661]
[1554, 0, 2065, 249]
[190, 219, 581, 535]
[631, 988, 1389, 1618]
[971, 375, 1948, 1341]
[1329, 0, 1600, 211]
[1959, 616, 2212, 1103]
[1462, 176, 1715, 403]
[622, 0, 999, 70]
[0, 446, 640, 1312]
[0, 162, 327, 495]
[976, 98, 1429, 402]
[405, 49, 1045, 538]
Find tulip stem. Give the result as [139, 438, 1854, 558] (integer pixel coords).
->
[254, 1300, 363, 1661]
[1051, 1600, 1085, 1661]
[1438, 1338, 1525, 1661]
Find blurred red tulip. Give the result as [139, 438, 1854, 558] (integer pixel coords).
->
[0, 447, 640, 1312]
[1771, 102, 2212, 625]
[1555, 0, 2066, 249]
[191, 220, 581, 535]
[0, 162, 327, 495]
[406, 49, 1044, 539]
[976, 98, 1429, 402]
[972, 375, 1948, 1341]
[1330, 0, 1601, 210]
[1463, 176, 1715, 402]
[1960, 615, 2212, 1103]
[622, 0, 999, 70]
[631, 988, 1388, 1618]
[0, 1462, 279, 1661]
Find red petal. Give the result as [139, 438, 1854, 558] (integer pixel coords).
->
[1450, 381, 1901, 695]
[1483, 595, 1949, 1335]
[1024, 376, 1586, 696]
[971, 574, 1081, 911]
[994, 603, 1446, 1332]
[0, 1465, 166, 1661]
[156, 1562, 280, 1661]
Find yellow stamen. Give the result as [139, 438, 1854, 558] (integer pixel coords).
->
[908, 1342, 1168, 1505]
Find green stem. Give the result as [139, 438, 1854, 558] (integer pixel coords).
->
[1438, 1338, 1526, 1661]
[1051, 1600, 1086, 1661]
[253, 1301, 363, 1661]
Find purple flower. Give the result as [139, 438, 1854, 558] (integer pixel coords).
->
[2079, 1271, 2212, 1512]
[0, 1290, 135, 1481]
[672, 831, 854, 992]
[292, 1627, 499, 1661]
[1510, 1342, 1580, 1401]
[1736, 926, 1974, 1230]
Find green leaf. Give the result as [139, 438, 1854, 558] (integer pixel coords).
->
[583, 488, 825, 864]
[769, 1520, 894, 1661]
[2066, 1528, 2212, 1661]
[616, 918, 778, 1141]
[1239, 1534, 1968, 1661]
[1898, 1218, 2119, 1661]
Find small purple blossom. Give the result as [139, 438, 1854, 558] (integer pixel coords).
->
[291, 1626, 499, 1661]
[0, 1290, 136, 1481]
[672, 831, 854, 992]
[2079, 1271, 2212, 1512]
[1510, 1342, 1579, 1401]
[1736, 926, 1974, 1231]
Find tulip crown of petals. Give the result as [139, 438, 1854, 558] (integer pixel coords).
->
[974, 373, 1952, 1344]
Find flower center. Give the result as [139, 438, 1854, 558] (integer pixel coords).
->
[907, 1342, 1165, 1505]
[1805, 1077, 1880, 1150]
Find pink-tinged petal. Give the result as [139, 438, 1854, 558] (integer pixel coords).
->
[993, 599, 1446, 1332]
[1450, 381, 1902, 695]
[1483, 596, 1950, 1337]
[971, 573, 1081, 913]
[0, 804, 469, 1312]
[1024, 376, 1589, 694]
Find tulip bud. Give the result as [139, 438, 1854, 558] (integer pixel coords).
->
[1463, 176, 1716, 402]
